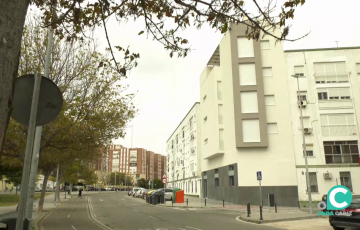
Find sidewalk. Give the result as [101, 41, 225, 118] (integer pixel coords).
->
[160, 196, 323, 224]
[0, 193, 71, 228]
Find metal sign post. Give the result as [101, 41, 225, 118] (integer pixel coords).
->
[257, 171, 262, 207]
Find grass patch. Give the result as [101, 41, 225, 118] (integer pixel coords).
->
[0, 193, 52, 207]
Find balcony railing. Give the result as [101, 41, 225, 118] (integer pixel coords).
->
[321, 125, 357, 136]
[315, 73, 348, 83]
[325, 153, 359, 164]
[318, 100, 353, 109]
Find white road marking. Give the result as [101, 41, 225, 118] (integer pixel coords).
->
[177, 229, 187, 230]
[185, 226, 202, 230]
[68, 214, 70, 218]
[133, 209, 138, 212]
[71, 225, 77, 230]
[121, 199, 125, 201]
[100, 199, 103, 201]
[149, 216, 158, 220]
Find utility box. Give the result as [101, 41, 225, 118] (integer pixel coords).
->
[175, 190, 184, 203]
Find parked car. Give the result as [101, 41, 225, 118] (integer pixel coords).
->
[34, 187, 42, 192]
[135, 188, 146, 198]
[45, 187, 54, 192]
[329, 195, 360, 230]
[140, 189, 149, 199]
[164, 188, 178, 201]
[131, 187, 143, 197]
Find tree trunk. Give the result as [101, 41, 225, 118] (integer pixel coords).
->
[37, 173, 49, 212]
[0, 0, 30, 155]
[56, 175, 61, 203]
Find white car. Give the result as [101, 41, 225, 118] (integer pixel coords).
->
[131, 187, 143, 197]
[34, 187, 42, 192]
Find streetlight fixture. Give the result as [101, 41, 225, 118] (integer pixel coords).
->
[291, 74, 313, 213]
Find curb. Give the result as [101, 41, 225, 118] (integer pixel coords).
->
[238, 214, 322, 224]
[35, 196, 72, 230]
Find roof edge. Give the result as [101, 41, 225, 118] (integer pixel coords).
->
[166, 102, 200, 143]
[284, 46, 360, 53]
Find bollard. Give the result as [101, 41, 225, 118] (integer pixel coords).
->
[248, 203, 251, 214]
[187, 198, 188, 206]
[275, 203, 277, 213]
[223, 200, 224, 207]
[260, 206, 263, 220]
[205, 198, 206, 207]
[247, 203, 250, 217]
[172, 198, 173, 206]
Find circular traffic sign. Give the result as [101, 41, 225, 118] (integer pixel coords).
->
[11, 74, 63, 126]
[162, 178, 167, 184]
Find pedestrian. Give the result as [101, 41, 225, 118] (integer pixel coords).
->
[78, 188, 82, 198]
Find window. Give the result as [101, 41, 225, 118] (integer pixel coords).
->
[240, 91, 258, 113]
[237, 37, 254, 58]
[265, 95, 275, 106]
[229, 165, 234, 171]
[356, 63, 360, 75]
[260, 40, 270, 50]
[318, 92, 328, 100]
[215, 178, 219, 187]
[297, 91, 307, 101]
[323, 141, 359, 164]
[204, 138, 208, 145]
[203, 95, 207, 102]
[239, 63, 257, 86]
[229, 176, 235, 186]
[189, 117, 193, 130]
[318, 88, 351, 100]
[314, 62, 348, 83]
[176, 135, 178, 144]
[340, 172, 353, 192]
[215, 169, 219, 174]
[203, 116, 207, 123]
[320, 114, 356, 136]
[218, 104, 223, 124]
[267, 123, 278, 134]
[308, 172, 318, 193]
[217, 81, 222, 100]
[219, 129, 224, 150]
[242, 119, 261, 142]
[294, 66, 305, 76]
[182, 130, 185, 138]
[262, 67, 273, 77]
[195, 181, 197, 193]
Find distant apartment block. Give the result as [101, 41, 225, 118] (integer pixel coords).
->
[166, 103, 202, 196]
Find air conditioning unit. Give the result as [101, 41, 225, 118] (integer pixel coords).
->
[298, 100, 307, 107]
[323, 172, 332, 179]
[303, 128, 312, 134]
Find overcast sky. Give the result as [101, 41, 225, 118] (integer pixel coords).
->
[94, 0, 360, 155]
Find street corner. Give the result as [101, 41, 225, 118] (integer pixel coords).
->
[237, 212, 323, 225]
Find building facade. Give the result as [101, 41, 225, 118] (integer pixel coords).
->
[285, 47, 360, 205]
[166, 103, 202, 196]
[193, 22, 360, 206]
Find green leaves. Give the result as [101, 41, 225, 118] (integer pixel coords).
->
[221, 24, 228, 34]
[138, 31, 144, 35]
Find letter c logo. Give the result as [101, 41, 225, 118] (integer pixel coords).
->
[329, 187, 348, 208]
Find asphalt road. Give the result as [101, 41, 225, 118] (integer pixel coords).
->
[41, 191, 283, 230]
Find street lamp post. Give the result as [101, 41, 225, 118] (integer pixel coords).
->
[291, 74, 313, 213]
[114, 172, 117, 190]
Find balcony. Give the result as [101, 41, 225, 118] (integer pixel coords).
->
[315, 73, 348, 83]
[321, 125, 357, 136]
[318, 100, 353, 110]
[325, 154, 359, 164]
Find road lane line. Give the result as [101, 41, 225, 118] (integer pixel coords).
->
[68, 214, 70, 218]
[100, 199, 103, 201]
[185, 226, 202, 230]
[71, 225, 77, 230]
[149, 216, 158, 220]
[133, 209, 138, 212]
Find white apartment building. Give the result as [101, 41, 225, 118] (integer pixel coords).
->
[285, 48, 360, 205]
[167, 102, 202, 197]
[196, 22, 360, 207]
